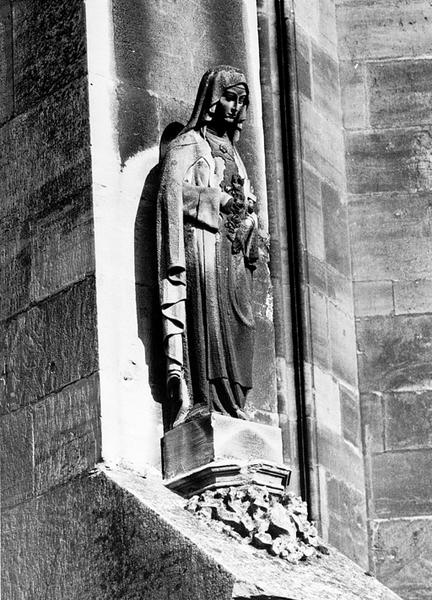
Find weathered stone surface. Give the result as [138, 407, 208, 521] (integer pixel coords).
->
[293, 0, 320, 43]
[0, 163, 92, 320]
[346, 128, 432, 194]
[33, 375, 100, 494]
[2, 470, 235, 600]
[246, 408, 280, 429]
[312, 42, 341, 123]
[1, 276, 98, 413]
[304, 171, 325, 261]
[353, 280, 394, 317]
[0, 377, 99, 509]
[340, 385, 361, 448]
[337, 0, 432, 60]
[294, 0, 338, 59]
[113, 0, 248, 91]
[356, 314, 432, 393]
[327, 268, 353, 316]
[371, 516, 432, 600]
[360, 393, 384, 454]
[30, 187, 94, 302]
[393, 279, 432, 315]
[313, 365, 341, 435]
[316, 427, 365, 490]
[349, 192, 432, 281]
[384, 391, 432, 451]
[318, 0, 338, 57]
[339, 60, 366, 129]
[12, 0, 87, 114]
[326, 474, 368, 568]
[368, 59, 432, 128]
[300, 98, 345, 189]
[309, 290, 330, 370]
[304, 256, 353, 318]
[329, 302, 357, 387]
[296, 26, 312, 100]
[307, 252, 327, 296]
[116, 84, 161, 158]
[249, 264, 278, 413]
[0, 225, 31, 320]
[1, 466, 402, 600]
[0, 78, 90, 202]
[279, 415, 300, 481]
[0, 159, 91, 226]
[373, 449, 432, 517]
[322, 181, 350, 276]
[0, 407, 34, 509]
[0, 3, 13, 124]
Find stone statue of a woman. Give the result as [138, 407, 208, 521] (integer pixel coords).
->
[157, 66, 259, 428]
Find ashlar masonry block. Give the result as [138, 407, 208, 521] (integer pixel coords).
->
[346, 128, 432, 194]
[373, 449, 432, 517]
[12, 0, 87, 114]
[0, 407, 34, 509]
[368, 59, 432, 128]
[371, 516, 432, 599]
[337, 0, 432, 60]
[349, 192, 432, 281]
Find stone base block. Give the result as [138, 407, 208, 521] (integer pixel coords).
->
[161, 413, 290, 497]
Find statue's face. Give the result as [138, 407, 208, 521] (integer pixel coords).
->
[214, 84, 248, 126]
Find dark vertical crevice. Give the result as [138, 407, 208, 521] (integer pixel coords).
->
[273, 0, 312, 514]
[9, 0, 16, 117]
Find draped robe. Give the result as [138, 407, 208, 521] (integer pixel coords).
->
[157, 129, 258, 419]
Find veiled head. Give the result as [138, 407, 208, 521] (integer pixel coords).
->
[184, 65, 249, 141]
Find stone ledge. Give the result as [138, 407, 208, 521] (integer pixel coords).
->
[2, 463, 403, 599]
[105, 465, 402, 600]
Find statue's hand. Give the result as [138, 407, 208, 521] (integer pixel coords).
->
[220, 191, 234, 214]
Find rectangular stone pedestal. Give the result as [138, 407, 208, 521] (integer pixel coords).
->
[161, 414, 291, 497]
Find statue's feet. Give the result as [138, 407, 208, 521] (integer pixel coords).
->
[173, 404, 248, 426]
[173, 403, 210, 427]
[172, 405, 190, 428]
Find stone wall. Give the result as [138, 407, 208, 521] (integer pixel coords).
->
[2, 0, 427, 596]
[290, 0, 368, 566]
[0, 0, 100, 531]
[336, 1, 432, 597]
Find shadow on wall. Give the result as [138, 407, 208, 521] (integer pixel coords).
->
[134, 124, 184, 427]
[134, 161, 165, 407]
